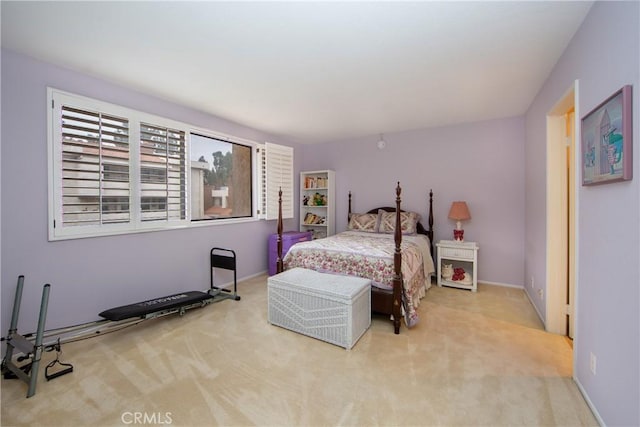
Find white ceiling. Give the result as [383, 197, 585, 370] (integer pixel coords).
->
[1, 1, 593, 144]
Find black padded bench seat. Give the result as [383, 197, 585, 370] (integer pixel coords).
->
[99, 291, 214, 321]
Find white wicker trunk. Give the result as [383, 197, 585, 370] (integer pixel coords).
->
[268, 268, 371, 349]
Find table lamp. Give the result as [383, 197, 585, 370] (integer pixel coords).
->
[448, 201, 471, 242]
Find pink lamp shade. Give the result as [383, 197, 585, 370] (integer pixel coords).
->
[448, 201, 471, 241]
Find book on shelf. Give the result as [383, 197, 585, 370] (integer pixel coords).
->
[304, 176, 328, 189]
[303, 212, 325, 225]
[304, 176, 314, 189]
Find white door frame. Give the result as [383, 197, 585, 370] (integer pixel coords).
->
[545, 81, 579, 339]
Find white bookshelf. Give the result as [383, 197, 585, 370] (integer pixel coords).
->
[300, 170, 335, 239]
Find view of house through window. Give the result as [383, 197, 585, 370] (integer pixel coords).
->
[140, 123, 186, 222]
[190, 133, 252, 220]
[60, 106, 131, 227]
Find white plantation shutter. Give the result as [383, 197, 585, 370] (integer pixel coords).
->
[60, 105, 130, 227]
[49, 88, 279, 240]
[257, 145, 267, 218]
[49, 89, 190, 240]
[139, 123, 186, 222]
[264, 142, 293, 220]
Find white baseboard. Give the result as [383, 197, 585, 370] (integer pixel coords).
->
[574, 377, 605, 426]
[216, 270, 268, 289]
[242, 270, 269, 281]
[524, 286, 546, 328]
[478, 279, 523, 289]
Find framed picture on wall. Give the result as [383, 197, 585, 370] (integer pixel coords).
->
[581, 85, 633, 185]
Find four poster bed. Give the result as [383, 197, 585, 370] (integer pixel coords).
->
[275, 183, 435, 334]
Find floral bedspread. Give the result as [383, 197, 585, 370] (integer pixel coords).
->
[283, 231, 434, 327]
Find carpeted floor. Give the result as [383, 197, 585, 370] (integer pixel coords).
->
[1, 275, 597, 426]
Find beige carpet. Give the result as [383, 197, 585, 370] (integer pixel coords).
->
[1, 276, 597, 426]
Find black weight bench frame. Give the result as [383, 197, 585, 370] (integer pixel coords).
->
[2, 247, 240, 397]
[98, 247, 240, 321]
[98, 248, 240, 322]
[98, 291, 216, 321]
[210, 247, 241, 302]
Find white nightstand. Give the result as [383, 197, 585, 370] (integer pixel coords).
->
[436, 240, 479, 292]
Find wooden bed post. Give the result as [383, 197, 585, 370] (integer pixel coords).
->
[348, 191, 352, 223]
[392, 182, 403, 334]
[276, 187, 284, 274]
[428, 189, 434, 259]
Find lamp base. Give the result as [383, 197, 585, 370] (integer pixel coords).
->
[453, 229, 464, 242]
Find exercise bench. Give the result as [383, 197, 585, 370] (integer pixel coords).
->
[98, 247, 240, 321]
[2, 246, 240, 397]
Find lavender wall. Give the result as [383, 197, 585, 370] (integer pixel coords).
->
[1, 50, 299, 333]
[301, 118, 526, 287]
[525, 2, 639, 425]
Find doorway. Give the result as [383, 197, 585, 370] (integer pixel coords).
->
[546, 82, 578, 338]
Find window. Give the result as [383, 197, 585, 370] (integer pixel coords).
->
[58, 106, 131, 227]
[48, 88, 292, 240]
[190, 133, 252, 221]
[139, 123, 186, 222]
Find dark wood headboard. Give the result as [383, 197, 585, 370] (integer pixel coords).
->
[348, 189, 435, 257]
